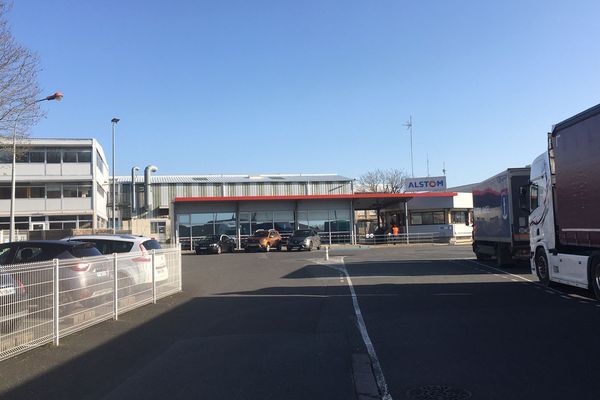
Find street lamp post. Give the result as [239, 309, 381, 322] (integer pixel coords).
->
[111, 118, 120, 234]
[403, 115, 414, 178]
[9, 92, 63, 242]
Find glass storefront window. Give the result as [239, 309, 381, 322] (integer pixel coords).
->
[215, 212, 236, 235]
[297, 211, 309, 230]
[274, 211, 294, 233]
[308, 210, 328, 232]
[252, 212, 273, 232]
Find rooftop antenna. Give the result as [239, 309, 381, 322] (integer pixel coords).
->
[442, 162, 447, 177]
[426, 153, 430, 177]
[403, 115, 414, 177]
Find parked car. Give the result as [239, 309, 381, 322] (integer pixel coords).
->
[287, 229, 321, 251]
[63, 235, 169, 287]
[195, 234, 236, 254]
[244, 229, 282, 252]
[0, 241, 111, 313]
[0, 259, 28, 332]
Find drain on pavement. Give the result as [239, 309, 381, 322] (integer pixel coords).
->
[406, 385, 471, 400]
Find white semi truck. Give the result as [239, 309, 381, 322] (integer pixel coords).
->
[526, 103, 600, 298]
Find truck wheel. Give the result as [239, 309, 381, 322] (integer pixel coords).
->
[591, 258, 600, 300]
[535, 250, 550, 285]
[476, 253, 491, 261]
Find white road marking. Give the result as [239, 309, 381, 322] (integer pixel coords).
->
[466, 260, 533, 283]
[464, 260, 600, 304]
[314, 257, 393, 400]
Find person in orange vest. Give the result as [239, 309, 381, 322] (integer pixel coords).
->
[391, 223, 399, 244]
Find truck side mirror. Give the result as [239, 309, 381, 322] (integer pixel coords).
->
[519, 185, 530, 212]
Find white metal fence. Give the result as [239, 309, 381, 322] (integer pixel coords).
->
[179, 232, 447, 251]
[0, 246, 182, 361]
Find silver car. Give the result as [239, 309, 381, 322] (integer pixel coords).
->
[63, 235, 169, 288]
[286, 229, 322, 251]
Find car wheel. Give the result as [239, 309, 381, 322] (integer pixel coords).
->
[591, 258, 600, 299]
[276, 242, 282, 251]
[216, 245, 222, 255]
[307, 241, 313, 251]
[265, 243, 270, 252]
[287, 246, 293, 251]
[535, 249, 550, 285]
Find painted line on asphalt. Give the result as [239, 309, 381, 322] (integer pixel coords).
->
[314, 257, 393, 400]
[466, 260, 534, 283]
[464, 260, 600, 304]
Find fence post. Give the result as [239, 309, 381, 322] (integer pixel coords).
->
[53, 258, 60, 346]
[152, 249, 157, 304]
[113, 253, 118, 321]
[177, 244, 182, 292]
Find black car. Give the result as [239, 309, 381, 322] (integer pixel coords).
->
[287, 229, 322, 251]
[195, 235, 236, 254]
[0, 241, 111, 313]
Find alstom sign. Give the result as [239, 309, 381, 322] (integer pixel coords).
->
[405, 176, 447, 192]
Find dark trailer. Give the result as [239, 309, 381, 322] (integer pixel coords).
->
[550, 103, 600, 248]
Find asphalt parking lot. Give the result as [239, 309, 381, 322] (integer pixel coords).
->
[1, 244, 600, 400]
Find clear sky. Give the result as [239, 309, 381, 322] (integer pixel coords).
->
[7, 0, 600, 186]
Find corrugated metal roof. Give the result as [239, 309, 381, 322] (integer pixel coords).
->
[113, 174, 352, 184]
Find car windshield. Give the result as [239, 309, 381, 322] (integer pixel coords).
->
[254, 231, 269, 237]
[292, 230, 312, 237]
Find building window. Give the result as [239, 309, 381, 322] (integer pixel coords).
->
[151, 221, 166, 234]
[63, 151, 78, 163]
[29, 151, 45, 163]
[15, 186, 46, 199]
[451, 211, 468, 224]
[63, 186, 78, 197]
[410, 211, 446, 225]
[47, 185, 61, 198]
[96, 151, 105, 173]
[78, 215, 93, 229]
[77, 151, 92, 162]
[0, 187, 10, 199]
[47, 150, 61, 163]
[0, 150, 10, 163]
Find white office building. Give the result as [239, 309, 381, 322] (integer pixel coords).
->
[0, 138, 109, 234]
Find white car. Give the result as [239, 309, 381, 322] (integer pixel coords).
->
[63, 234, 169, 286]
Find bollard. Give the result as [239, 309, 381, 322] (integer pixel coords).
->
[325, 246, 329, 261]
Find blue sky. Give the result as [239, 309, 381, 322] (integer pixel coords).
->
[7, 0, 600, 186]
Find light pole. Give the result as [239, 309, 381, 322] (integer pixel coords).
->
[111, 118, 120, 233]
[403, 115, 414, 178]
[9, 92, 63, 242]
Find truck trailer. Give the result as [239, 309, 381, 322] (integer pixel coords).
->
[528, 102, 600, 297]
[472, 168, 531, 265]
